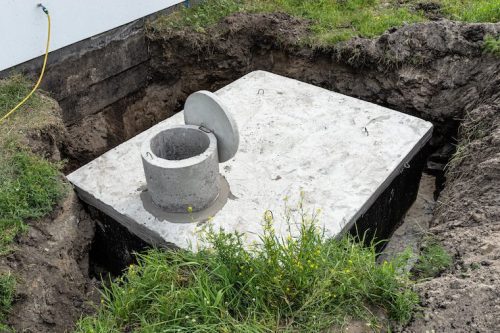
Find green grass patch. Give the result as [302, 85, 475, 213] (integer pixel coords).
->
[439, 0, 500, 23]
[0, 76, 66, 255]
[0, 145, 65, 255]
[483, 34, 500, 56]
[152, 0, 499, 46]
[413, 238, 452, 278]
[75, 212, 418, 332]
[0, 273, 15, 332]
[0, 74, 42, 119]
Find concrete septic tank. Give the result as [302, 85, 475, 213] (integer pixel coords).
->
[140, 91, 239, 213]
[67, 71, 433, 251]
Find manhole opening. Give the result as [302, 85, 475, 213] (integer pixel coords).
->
[151, 127, 210, 160]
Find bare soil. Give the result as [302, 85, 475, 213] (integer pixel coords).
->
[2, 11, 499, 333]
[404, 100, 500, 332]
[0, 193, 98, 333]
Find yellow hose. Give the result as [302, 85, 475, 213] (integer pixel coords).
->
[0, 9, 51, 124]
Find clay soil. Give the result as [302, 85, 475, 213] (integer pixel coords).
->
[1, 12, 499, 333]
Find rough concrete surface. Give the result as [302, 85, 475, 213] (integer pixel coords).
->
[68, 71, 432, 249]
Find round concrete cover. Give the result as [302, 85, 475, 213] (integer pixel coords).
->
[184, 91, 239, 163]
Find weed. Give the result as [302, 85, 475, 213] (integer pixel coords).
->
[483, 35, 500, 56]
[0, 273, 15, 332]
[75, 210, 418, 332]
[413, 238, 452, 278]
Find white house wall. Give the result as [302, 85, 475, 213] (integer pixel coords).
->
[0, 0, 183, 71]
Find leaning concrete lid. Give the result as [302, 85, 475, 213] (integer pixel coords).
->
[184, 91, 239, 163]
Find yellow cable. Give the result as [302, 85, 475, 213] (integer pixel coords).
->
[0, 10, 51, 124]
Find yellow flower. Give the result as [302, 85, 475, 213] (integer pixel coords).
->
[187, 206, 193, 213]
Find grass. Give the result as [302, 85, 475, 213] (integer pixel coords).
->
[0, 75, 67, 327]
[483, 34, 500, 56]
[153, 0, 425, 45]
[0, 273, 15, 332]
[447, 110, 491, 174]
[0, 144, 66, 254]
[439, 0, 500, 23]
[413, 238, 452, 279]
[0, 74, 42, 119]
[75, 210, 418, 332]
[151, 0, 499, 46]
[0, 77, 66, 254]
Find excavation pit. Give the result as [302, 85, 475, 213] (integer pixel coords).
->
[68, 71, 433, 249]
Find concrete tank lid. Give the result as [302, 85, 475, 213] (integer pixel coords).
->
[184, 91, 239, 163]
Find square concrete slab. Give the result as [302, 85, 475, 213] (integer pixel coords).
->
[67, 71, 433, 249]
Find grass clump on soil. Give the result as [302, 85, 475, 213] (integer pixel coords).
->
[152, 0, 499, 46]
[483, 34, 500, 56]
[0, 75, 66, 328]
[75, 211, 418, 332]
[0, 76, 66, 255]
[447, 110, 492, 175]
[0, 273, 15, 332]
[413, 238, 452, 278]
[0, 74, 42, 119]
[0, 145, 65, 254]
